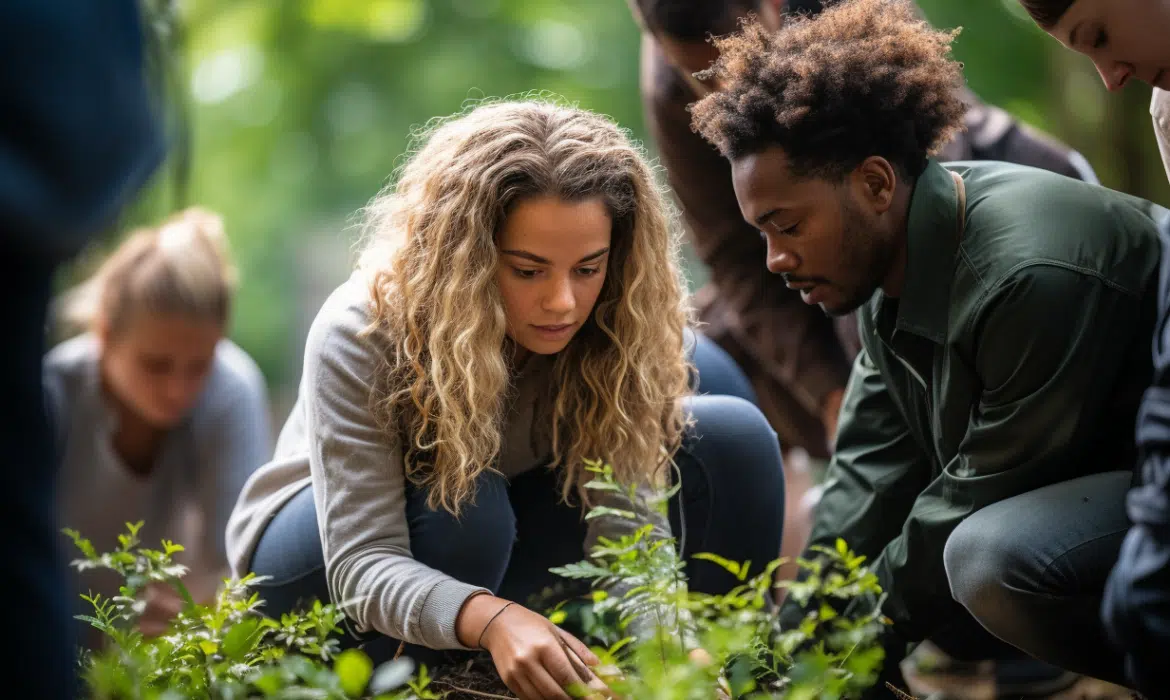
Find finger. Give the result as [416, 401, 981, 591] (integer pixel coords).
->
[508, 672, 545, 700]
[158, 596, 184, 616]
[139, 617, 168, 638]
[525, 662, 574, 700]
[554, 628, 599, 666]
[688, 647, 714, 667]
[555, 636, 613, 698]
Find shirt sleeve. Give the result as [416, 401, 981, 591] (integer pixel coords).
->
[869, 265, 1147, 639]
[305, 296, 487, 650]
[582, 471, 684, 642]
[639, 36, 850, 413]
[779, 346, 932, 630]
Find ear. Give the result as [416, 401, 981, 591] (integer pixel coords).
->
[853, 156, 898, 214]
[94, 314, 113, 350]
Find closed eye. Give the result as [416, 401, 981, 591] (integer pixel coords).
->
[1092, 28, 1108, 50]
[576, 266, 602, 276]
[769, 221, 800, 237]
[512, 267, 540, 279]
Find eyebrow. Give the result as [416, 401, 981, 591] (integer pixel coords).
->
[754, 209, 779, 228]
[500, 247, 610, 265]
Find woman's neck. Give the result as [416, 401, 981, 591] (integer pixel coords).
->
[507, 337, 534, 373]
[101, 374, 167, 479]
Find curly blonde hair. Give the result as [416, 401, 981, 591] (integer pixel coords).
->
[358, 99, 693, 515]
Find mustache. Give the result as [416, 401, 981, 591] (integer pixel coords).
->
[782, 274, 830, 286]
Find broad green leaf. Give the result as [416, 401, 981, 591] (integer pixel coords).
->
[335, 648, 373, 696]
[222, 617, 263, 660]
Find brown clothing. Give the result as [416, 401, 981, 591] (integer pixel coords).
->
[640, 35, 1099, 458]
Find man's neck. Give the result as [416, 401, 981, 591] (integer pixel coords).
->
[879, 176, 915, 299]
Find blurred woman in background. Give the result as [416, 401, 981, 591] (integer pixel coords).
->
[48, 206, 271, 646]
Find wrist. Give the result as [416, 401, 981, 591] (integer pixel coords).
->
[476, 601, 517, 650]
[454, 593, 508, 649]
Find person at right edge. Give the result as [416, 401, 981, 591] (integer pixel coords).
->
[687, 0, 1163, 696]
[1, 2, 163, 698]
[1013, 1, 1170, 697]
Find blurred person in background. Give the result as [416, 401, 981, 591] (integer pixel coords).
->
[625, 0, 1100, 610]
[225, 100, 785, 700]
[689, 0, 1164, 696]
[49, 207, 271, 648]
[1017, 1, 1170, 696]
[1, 1, 164, 697]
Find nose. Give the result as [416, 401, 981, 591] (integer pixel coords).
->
[1093, 59, 1133, 91]
[542, 274, 575, 314]
[764, 235, 799, 275]
[165, 374, 200, 410]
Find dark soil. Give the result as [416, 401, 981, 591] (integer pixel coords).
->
[430, 652, 515, 700]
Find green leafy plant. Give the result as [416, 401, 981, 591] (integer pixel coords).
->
[65, 522, 434, 700]
[547, 459, 890, 700]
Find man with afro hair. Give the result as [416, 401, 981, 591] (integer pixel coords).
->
[691, 0, 1165, 694]
[625, 8, 1100, 660]
[626, 0, 1097, 466]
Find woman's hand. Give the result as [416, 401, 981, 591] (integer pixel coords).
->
[138, 581, 184, 637]
[458, 595, 610, 700]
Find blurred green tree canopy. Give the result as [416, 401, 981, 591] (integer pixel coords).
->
[71, 0, 1170, 405]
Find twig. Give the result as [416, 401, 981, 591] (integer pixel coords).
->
[431, 680, 516, 700]
[884, 681, 917, 700]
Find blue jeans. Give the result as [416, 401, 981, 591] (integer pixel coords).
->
[249, 351, 782, 663]
[689, 331, 759, 405]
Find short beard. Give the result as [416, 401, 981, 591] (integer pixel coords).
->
[824, 197, 896, 317]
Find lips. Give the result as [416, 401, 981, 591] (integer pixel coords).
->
[534, 323, 573, 332]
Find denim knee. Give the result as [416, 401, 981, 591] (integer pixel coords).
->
[677, 395, 785, 575]
[683, 394, 784, 499]
[408, 469, 517, 592]
[944, 506, 1022, 628]
[686, 330, 758, 405]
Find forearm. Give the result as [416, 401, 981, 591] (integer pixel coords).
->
[328, 546, 490, 650]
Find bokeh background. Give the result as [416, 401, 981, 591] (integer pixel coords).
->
[67, 0, 1170, 419]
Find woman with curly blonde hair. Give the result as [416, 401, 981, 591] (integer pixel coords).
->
[226, 99, 784, 700]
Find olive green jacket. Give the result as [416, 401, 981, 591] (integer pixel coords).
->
[790, 159, 1164, 641]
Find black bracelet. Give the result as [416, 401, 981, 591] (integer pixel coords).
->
[477, 601, 516, 650]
